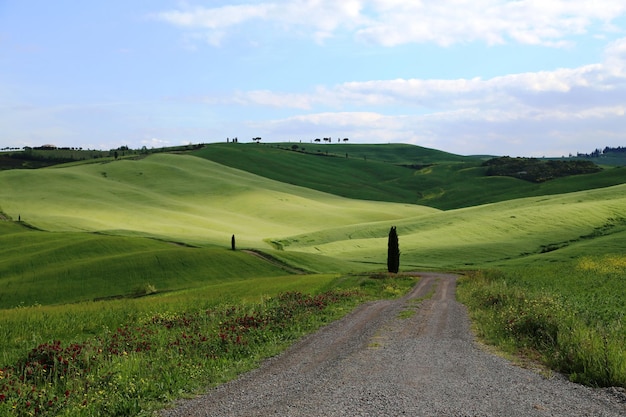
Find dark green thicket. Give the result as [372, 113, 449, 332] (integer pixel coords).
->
[483, 157, 601, 182]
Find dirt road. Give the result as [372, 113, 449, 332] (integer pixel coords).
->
[161, 273, 625, 417]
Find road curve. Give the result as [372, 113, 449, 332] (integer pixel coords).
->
[160, 273, 625, 417]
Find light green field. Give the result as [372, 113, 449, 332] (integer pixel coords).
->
[2, 152, 626, 302]
[0, 153, 435, 307]
[277, 183, 626, 269]
[0, 153, 436, 249]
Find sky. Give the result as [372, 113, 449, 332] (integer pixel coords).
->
[2, 1, 626, 157]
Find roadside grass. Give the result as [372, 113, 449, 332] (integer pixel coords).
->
[0, 273, 416, 416]
[457, 252, 626, 387]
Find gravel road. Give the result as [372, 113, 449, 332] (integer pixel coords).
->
[160, 273, 626, 417]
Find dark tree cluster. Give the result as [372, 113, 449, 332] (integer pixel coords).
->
[578, 146, 626, 158]
[313, 138, 349, 143]
[482, 157, 601, 183]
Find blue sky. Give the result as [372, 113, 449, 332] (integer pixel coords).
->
[2, 1, 626, 156]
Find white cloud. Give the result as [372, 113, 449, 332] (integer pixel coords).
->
[235, 37, 626, 156]
[153, 0, 626, 47]
[154, 4, 275, 30]
[604, 37, 626, 74]
[141, 137, 171, 148]
[224, 36, 626, 113]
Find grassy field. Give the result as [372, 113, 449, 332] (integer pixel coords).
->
[1, 143, 625, 415]
[0, 221, 295, 309]
[457, 251, 626, 387]
[0, 153, 435, 248]
[192, 143, 626, 209]
[274, 183, 626, 269]
[0, 271, 415, 416]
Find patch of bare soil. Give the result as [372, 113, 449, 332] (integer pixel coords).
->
[160, 273, 625, 417]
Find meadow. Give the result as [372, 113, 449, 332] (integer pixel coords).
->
[194, 143, 626, 209]
[1, 143, 625, 415]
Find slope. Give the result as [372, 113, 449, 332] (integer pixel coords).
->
[273, 183, 626, 270]
[0, 221, 293, 309]
[0, 153, 437, 249]
[192, 143, 626, 210]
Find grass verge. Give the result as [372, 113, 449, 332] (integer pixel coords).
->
[457, 262, 626, 388]
[0, 273, 416, 416]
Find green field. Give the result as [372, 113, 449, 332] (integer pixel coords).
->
[193, 143, 626, 209]
[1, 142, 625, 415]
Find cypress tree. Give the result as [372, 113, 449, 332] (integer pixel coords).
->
[231, 234, 236, 251]
[387, 226, 400, 273]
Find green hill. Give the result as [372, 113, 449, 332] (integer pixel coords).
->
[191, 143, 626, 210]
[3, 141, 626, 406]
[1, 144, 625, 308]
[0, 153, 436, 306]
[0, 221, 292, 308]
[273, 183, 626, 270]
[0, 153, 435, 246]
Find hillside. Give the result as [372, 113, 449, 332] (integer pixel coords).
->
[0, 153, 435, 246]
[191, 143, 626, 210]
[273, 183, 626, 270]
[0, 153, 439, 307]
[1, 150, 625, 306]
[0, 221, 292, 308]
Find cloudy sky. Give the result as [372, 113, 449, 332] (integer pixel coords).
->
[2, 1, 626, 156]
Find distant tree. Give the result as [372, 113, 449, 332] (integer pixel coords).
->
[387, 226, 400, 273]
[343, 138, 349, 142]
[114, 151, 119, 160]
[231, 234, 236, 251]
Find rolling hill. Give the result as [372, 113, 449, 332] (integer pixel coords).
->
[192, 143, 626, 210]
[2, 142, 626, 414]
[1, 143, 625, 307]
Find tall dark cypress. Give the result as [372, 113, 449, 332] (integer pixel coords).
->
[387, 226, 400, 273]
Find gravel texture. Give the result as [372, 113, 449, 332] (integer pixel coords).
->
[160, 273, 626, 417]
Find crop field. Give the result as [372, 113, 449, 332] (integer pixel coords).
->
[0, 143, 625, 415]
